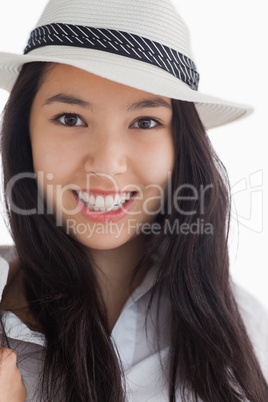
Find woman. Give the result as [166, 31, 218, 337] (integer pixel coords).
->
[0, 0, 267, 401]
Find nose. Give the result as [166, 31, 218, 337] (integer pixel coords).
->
[83, 133, 127, 177]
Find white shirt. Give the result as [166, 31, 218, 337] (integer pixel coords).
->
[0, 247, 268, 401]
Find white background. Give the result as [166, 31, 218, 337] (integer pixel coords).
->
[0, 1, 267, 307]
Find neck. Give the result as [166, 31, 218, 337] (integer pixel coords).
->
[88, 234, 148, 332]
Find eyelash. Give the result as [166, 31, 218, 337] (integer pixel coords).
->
[130, 117, 162, 129]
[52, 113, 162, 129]
[52, 113, 86, 127]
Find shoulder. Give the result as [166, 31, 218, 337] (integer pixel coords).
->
[232, 282, 268, 380]
[0, 246, 13, 301]
[0, 245, 16, 262]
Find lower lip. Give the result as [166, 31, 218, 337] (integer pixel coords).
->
[73, 192, 136, 222]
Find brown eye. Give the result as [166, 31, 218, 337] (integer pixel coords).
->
[139, 119, 152, 128]
[58, 114, 85, 127]
[132, 118, 160, 129]
[64, 114, 79, 126]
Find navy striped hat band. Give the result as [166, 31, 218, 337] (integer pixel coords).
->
[24, 23, 200, 91]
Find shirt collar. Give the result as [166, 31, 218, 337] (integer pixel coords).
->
[0, 250, 157, 350]
[120, 265, 157, 313]
[0, 255, 10, 302]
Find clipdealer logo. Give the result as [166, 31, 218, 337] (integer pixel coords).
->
[231, 170, 263, 233]
[65, 218, 213, 239]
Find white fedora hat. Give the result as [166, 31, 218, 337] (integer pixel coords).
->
[0, 0, 252, 129]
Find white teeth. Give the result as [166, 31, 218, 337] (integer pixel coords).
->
[76, 191, 134, 211]
[78, 191, 84, 200]
[105, 195, 114, 208]
[121, 193, 126, 203]
[114, 194, 120, 205]
[89, 195, 95, 206]
[83, 191, 90, 203]
[95, 195, 105, 208]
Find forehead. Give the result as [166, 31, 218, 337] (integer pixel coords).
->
[36, 63, 172, 108]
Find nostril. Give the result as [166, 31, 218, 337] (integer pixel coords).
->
[83, 160, 127, 176]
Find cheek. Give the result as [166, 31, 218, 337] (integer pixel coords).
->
[31, 132, 77, 179]
[134, 138, 175, 186]
[31, 138, 78, 213]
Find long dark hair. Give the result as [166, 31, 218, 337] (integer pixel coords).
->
[1, 62, 267, 401]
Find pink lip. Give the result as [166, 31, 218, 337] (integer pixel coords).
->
[78, 189, 132, 196]
[73, 191, 136, 223]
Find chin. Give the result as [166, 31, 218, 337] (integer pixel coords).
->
[69, 231, 137, 252]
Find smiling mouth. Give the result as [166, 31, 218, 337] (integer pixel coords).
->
[74, 190, 136, 212]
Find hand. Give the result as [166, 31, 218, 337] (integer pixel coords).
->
[0, 347, 27, 401]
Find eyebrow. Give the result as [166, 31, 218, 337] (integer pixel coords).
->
[43, 93, 172, 111]
[43, 93, 92, 108]
[127, 98, 172, 111]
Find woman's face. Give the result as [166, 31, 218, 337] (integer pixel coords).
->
[30, 63, 174, 250]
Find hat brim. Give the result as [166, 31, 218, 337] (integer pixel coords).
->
[0, 47, 253, 130]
